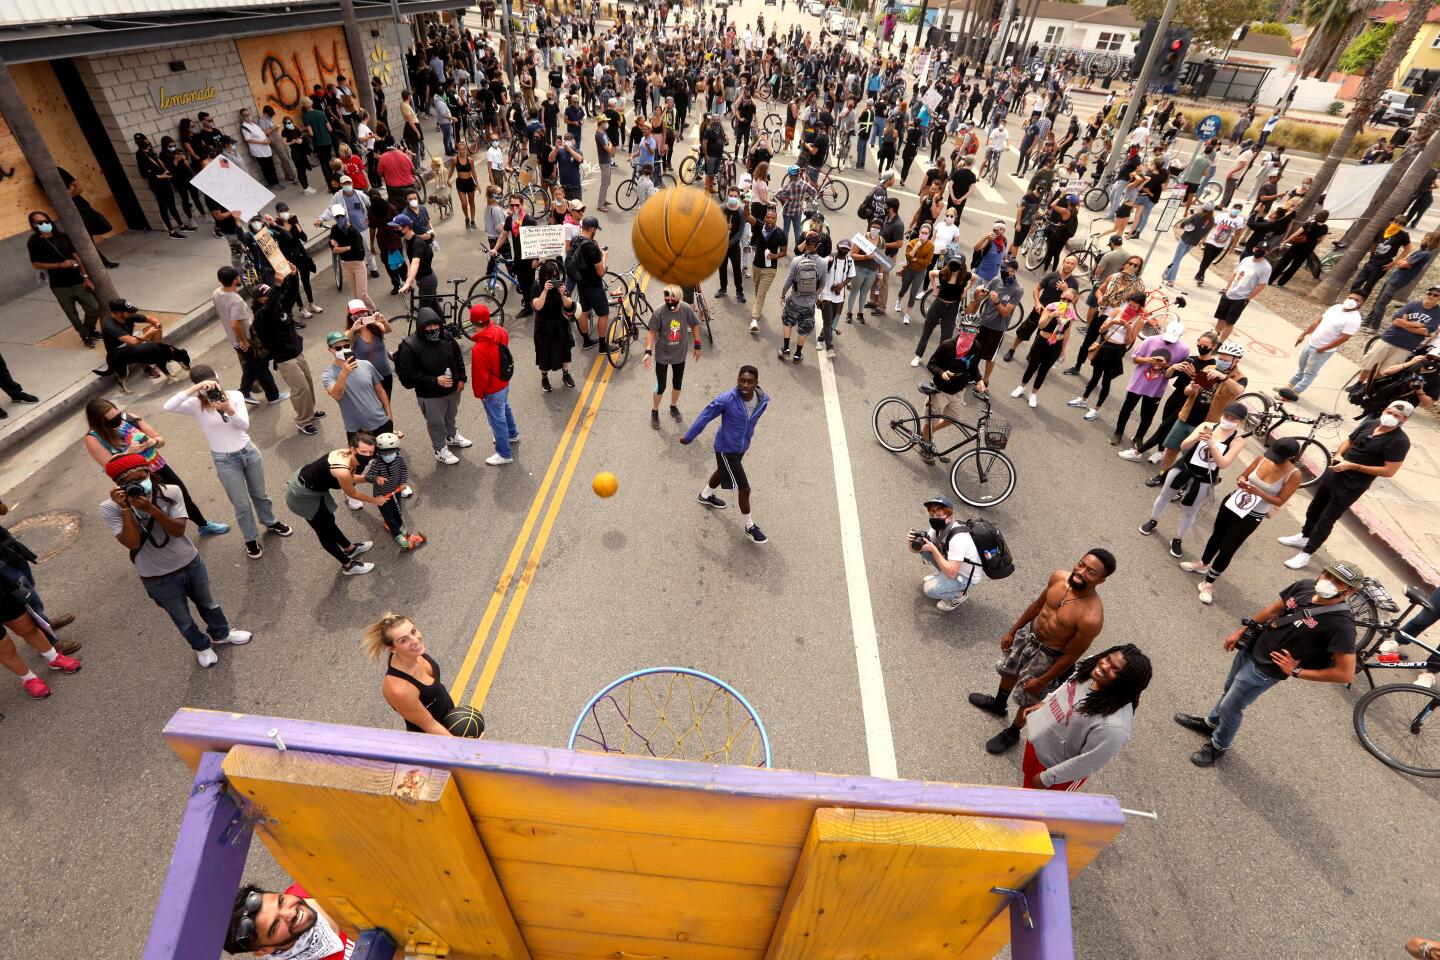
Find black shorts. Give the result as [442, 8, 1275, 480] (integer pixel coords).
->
[973, 324, 1004, 361]
[577, 284, 610, 316]
[714, 451, 749, 490]
[1214, 295, 1249, 324]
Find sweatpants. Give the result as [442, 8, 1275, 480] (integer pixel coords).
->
[417, 391, 462, 452]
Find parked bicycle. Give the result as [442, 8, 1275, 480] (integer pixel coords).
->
[617, 162, 678, 211]
[1350, 582, 1440, 776]
[398, 276, 497, 339]
[871, 386, 1017, 507]
[602, 267, 654, 369]
[978, 147, 1002, 187]
[466, 254, 527, 317]
[1349, 578, 1439, 673]
[1230, 393, 1344, 488]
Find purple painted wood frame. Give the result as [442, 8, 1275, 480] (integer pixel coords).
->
[1011, 836, 1075, 960]
[142, 752, 253, 960]
[351, 929, 397, 960]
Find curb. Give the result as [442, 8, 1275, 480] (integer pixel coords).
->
[1351, 501, 1440, 589]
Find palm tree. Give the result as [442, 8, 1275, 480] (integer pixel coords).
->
[1299, 0, 1380, 78]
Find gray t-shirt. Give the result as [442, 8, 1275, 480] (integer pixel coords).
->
[648, 303, 699, 366]
[322, 358, 388, 432]
[213, 288, 251, 350]
[977, 274, 1024, 331]
[100, 483, 199, 578]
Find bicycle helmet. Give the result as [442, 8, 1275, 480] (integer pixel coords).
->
[788, 164, 800, 175]
[374, 432, 402, 451]
[1216, 341, 1245, 359]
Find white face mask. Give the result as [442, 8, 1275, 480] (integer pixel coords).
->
[1218, 417, 1240, 431]
[1314, 578, 1340, 600]
[1343, 298, 1359, 310]
[1380, 413, 1402, 428]
[409, 199, 420, 209]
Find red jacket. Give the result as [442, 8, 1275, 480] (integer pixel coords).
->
[470, 323, 510, 397]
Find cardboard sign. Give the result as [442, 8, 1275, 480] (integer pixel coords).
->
[252, 228, 291, 279]
[190, 156, 275, 221]
[520, 224, 567, 259]
[921, 89, 943, 112]
[913, 55, 931, 79]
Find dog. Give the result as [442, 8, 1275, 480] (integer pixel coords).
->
[428, 157, 454, 220]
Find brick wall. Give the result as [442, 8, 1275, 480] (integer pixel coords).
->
[358, 22, 408, 136]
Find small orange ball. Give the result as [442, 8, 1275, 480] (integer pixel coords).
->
[592, 471, 619, 498]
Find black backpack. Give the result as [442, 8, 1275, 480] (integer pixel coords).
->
[497, 341, 515, 381]
[564, 237, 594, 286]
[960, 517, 1015, 580]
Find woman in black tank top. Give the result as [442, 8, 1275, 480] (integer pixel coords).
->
[364, 612, 459, 734]
[912, 258, 970, 365]
[448, 140, 478, 230]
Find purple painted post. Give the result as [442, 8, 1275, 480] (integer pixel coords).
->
[142, 751, 253, 960]
[351, 929, 397, 960]
[1010, 835, 1074, 960]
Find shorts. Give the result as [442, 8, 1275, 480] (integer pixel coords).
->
[973, 325, 1004, 361]
[781, 299, 816, 336]
[0, 586, 29, 623]
[927, 389, 967, 421]
[1115, 202, 1133, 218]
[1162, 418, 1195, 451]
[704, 155, 722, 176]
[995, 625, 1066, 709]
[1214, 295, 1249, 324]
[577, 284, 610, 316]
[1183, 182, 1199, 202]
[1022, 741, 1087, 792]
[713, 451, 748, 490]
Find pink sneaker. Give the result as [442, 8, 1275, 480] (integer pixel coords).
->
[48, 652, 82, 673]
[23, 676, 52, 699]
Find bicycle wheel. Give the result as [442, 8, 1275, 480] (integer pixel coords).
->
[1348, 588, 1383, 662]
[986, 162, 999, 187]
[1083, 185, 1109, 212]
[1286, 436, 1331, 489]
[679, 156, 699, 184]
[395, 312, 418, 337]
[917, 289, 935, 321]
[951, 447, 1017, 508]
[1354, 684, 1440, 777]
[1197, 181, 1222, 205]
[762, 113, 784, 138]
[412, 173, 428, 203]
[1021, 234, 1046, 271]
[630, 289, 653, 329]
[462, 294, 502, 335]
[871, 396, 920, 452]
[616, 178, 640, 211]
[605, 305, 632, 370]
[467, 273, 509, 313]
[1233, 391, 1272, 438]
[820, 177, 848, 211]
[332, 254, 343, 291]
[660, 172, 678, 189]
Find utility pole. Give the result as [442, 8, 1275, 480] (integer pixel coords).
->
[339, 0, 378, 119]
[390, 0, 412, 95]
[1097, 0, 1180, 192]
[916, 0, 930, 49]
[0, 55, 119, 320]
[988, 0, 1018, 64]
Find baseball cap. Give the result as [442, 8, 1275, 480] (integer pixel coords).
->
[347, 299, 368, 314]
[568, 199, 586, 211]
[581, 215, 601, 230]
[1321, 560, 1364, 590]
[109, 298, 139, 314]
[389, 213, 415, 229]
[1265, 437, 1300, 463]
[339, 175, 353, 185]
[1162, 320, 1184, 343]
[325, 331, 351, 347]
[1001, 257, 1018, 270]
[1222, 402, 1250, 421]
[922, 495, 953, 510]
[331, 204, 347, 217]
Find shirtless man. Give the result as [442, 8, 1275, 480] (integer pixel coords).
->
[968, 549, 1115, 754]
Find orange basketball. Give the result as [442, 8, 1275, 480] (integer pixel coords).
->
[592, 471, 619, 498]
[631, 187, 729, 287]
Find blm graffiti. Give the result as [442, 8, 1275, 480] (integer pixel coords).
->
[237, 29, 350, 116]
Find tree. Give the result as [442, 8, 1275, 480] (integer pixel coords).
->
[1299, 0, 1381, 78]
[1291, 0, 1436, 228]
[1339, 95, 1440, 246]
[1338, 19, 1396, 73]
[1129, 0, 1269, 47]
[1251, 21, 1294, 35]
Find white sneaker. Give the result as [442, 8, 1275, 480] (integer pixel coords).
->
[1198, 581, 1214, 605]
[215, 629, 252, 645]
[1083, 408, 1100, 421]
[268, 391, 292, 404]
[1179, 561, 1208, 574]
[1284, 551, 1313, 570]
[447, 433, 473, 448]
[1276, 532, 1308, 548]
[936, 594, 969, 611]
[303, 186, 316, 195]
[342, 560, 375, 576]
[347, 540, 373, 557]
[1066, 397, 1088, 408]
[1416, 672, 1437, 688]
[1146, 451, 1164, 464]
[902, 313, 911, 325]
[1028, 393, 1038, 408]
[485, 453, 514, 465]
[196, 646, 218, 667]
[749, 318, 759, 333]
[436, 447, 460, 464]
[400, 485, 414, 498]
[310, 303, 324, 313]
[299, 308, 313, 319]
[1118, 447, 1142, 462]
[910, 355, 922, 367]
[346, 496, 364, 510]
[1010, 385, 1026, 398]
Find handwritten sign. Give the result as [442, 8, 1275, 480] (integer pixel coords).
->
[520, 224, 566, 259]
[921, 89, 943, 112]
[190, 156, 275, 221]
[913, 55, 931, 79]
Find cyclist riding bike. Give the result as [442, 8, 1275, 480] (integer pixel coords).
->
[921, 325, 988, 463]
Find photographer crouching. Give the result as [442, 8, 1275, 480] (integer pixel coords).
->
[1174, 561, 1362, 767]
[907, 496, 984, 613]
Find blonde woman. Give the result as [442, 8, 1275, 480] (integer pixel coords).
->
[363, 612, 457, 735]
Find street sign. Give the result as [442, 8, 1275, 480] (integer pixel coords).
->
[1195, 114, 1222, 142]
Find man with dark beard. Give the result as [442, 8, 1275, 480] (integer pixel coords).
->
[968, 549, 1114, 754]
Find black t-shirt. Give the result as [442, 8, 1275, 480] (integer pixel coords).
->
[753, 221, 786, 268]
[27, 230, 84, 288]
[1336, 418, 1410, 489]
[1250, 579, 1357, 680]
[1141, 169, 1168, 202]
[808, 130, 830, 166]
[736, 100, 756, 126]
[101, 315, 138, 353]
[1037, 270, 1079, 307]
[206, 196, 237, 235]
[879, 215, 905, 256]
[576, 236, 604, 287]
[1369, 230, 1411, 269]
[406, 234, 434, 277]
[949, 167, 977, 203]
[1181, 363, 1228, 426]
[333, 224, 367, 262]
[702, 125, 726, 158]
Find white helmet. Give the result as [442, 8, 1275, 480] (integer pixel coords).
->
[374, 432, 401, 451]
[1216, 341, 1245, 359]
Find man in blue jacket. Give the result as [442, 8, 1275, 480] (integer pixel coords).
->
[681, 365, 770, 544]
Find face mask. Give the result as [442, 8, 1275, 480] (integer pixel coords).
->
[1214, 358, 1234, 372]
[343, 186, 355, 195]
[421, 327, 442, 342]
[1219, 417, 1240, 431]
[1343, 298, 1359, 310]
[334, 348, 352, 361]
[1380, 413, 1401, 428]
[35, 222, 53, 234]
[1314, 578, 1340, 600]
[409, 199, 420, 209]
[166, 144, 178, 151]
[381, 451, 399, 463]
[727, 197, 740, 208]
[249, 221, 263, 232]
[927, 517, 947, 531]
[354, 452, 374, 470]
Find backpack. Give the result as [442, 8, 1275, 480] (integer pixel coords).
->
[857, 187, 883, 222]
[960, 517, 1015, 580]
[792, 256, 821, 296]
[565, 237, 593, 286]
[497, 341, 515, 381]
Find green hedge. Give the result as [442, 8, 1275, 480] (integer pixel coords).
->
[1173, 106, 1388, 158]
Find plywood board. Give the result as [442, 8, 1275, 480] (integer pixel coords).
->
[235, 27, 352, 119]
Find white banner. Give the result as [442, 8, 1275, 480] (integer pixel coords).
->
[1325, 162, 1394, 220]
[190, 156, 274, 221]
[921, 89, 943, 112]
[520, 224, 567, 259]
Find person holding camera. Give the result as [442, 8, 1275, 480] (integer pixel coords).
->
[1175, 562, 1363, 766]
[162, 365, 293, 561]
[100, 453, 252, 668]
[908, 496, 984, 612]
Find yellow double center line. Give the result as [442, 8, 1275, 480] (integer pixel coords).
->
[451, 267, 650, 710]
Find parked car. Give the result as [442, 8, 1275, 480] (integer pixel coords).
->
[1372, 90, 1416, 127]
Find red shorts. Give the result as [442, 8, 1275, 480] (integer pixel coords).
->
[1022, 741, 1087, 792]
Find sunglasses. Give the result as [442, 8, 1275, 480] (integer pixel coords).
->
[510, 203, 522, 208]
[230, 890, 264, 950]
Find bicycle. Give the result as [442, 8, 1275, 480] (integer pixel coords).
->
[466, 254, 527, 316]
[1229, 392, 1344, 488]
[397, 275, 497, 340]
[833, 128, 854, 170]
[617, 162, 677, 210]
[692, 285, 715, 344]
[1350, 587, 1440, 777]
[871, 386, 1018, 508]
[331, 250, 344, 292]
[978, 147, 1001, 187]
[1349, 578, 1437, 674]
[1083, 172, 1119, 213]
[602, 267, 653, 369]
[779, 164, 849, 211]
[1307, 239, 1349, 281]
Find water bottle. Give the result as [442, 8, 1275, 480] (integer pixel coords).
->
[443, 367, 452, 382]
[1379, 639, 1401, 655]
[1417, 673, 1437, 689]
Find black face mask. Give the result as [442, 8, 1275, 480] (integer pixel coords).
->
[421, 327, 442, 342]
[354, 452, 374, 470]
[928, 517, 947, 531]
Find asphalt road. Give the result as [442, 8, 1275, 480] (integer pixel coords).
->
[1, 4, 1433, 959]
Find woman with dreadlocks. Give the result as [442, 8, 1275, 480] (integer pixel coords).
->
[1018, 644, 1152, 791]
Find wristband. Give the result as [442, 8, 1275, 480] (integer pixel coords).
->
[643, 349, 652, 355]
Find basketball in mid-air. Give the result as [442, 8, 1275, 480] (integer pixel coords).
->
[592, 471, 619, 498]
[443, 706, 486, 738]
[632, 187, 729, 287]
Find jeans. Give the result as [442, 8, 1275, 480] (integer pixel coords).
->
[1131, 195, 1155, 235]
[783, 213, 804, 251]
[856, 133, 868, 169]
[481, 386, 519, 459]
[1206, 650, 1283, 751]
[212, 442, 279, 542]
[921, 551, 972, 600]
[847, 271, 878, 314]
[1403, 586, 1440, 640]
[438, 119, 455, 156]
[1288, 344, 1335, 395]
[1163, 240, 1194, 284]
[139, 555, 231, 652]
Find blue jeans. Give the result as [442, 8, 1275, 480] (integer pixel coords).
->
[1403, 586, 1440, 640]
[1163, 240, 1194, 284]
[1131, 195, 1155, 234]
[481, 385, 519, 459]
[856, 133, 868, 169]
[1205, 650, 1283, 751]
[212, 442, 278, 542]
[1288, 344, 1335, 395]
[438, 120, 455, 156]
[921, 551, 972, 600]
[783, 213, 804, 250]
[140, 555, 232, 651]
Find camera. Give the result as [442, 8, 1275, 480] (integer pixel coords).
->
[1236, 617, 1265, 650]
[908, 529, 928, 551]
[124, 481, 149, 500]
[203, 386, 225, 404]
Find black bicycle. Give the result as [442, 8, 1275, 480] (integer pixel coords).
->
[1231, 393, 1343, 488]
[871, 386, 1017, 507]
[398, 276, 497, 339]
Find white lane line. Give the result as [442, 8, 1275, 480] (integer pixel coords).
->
[976, 176, 1003, 205]
[818, 350, 899, 780]
[827, 172, 1010, 220]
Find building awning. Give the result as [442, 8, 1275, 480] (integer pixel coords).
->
[0, 0, 461, 64]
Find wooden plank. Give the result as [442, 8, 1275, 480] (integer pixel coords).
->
[1012, 836, 1074, 960]
[220, 746, 531, 960]
[764, 808, 1054, 960]
[141, 753, 253, 960]
[494, 859, 787, 951]
[477, 816, 799, 887]
[520, 923, 765, 960]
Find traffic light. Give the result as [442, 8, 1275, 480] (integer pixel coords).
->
[1157, 27, 1193, 81]
[1130, 19, 1158, 81]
